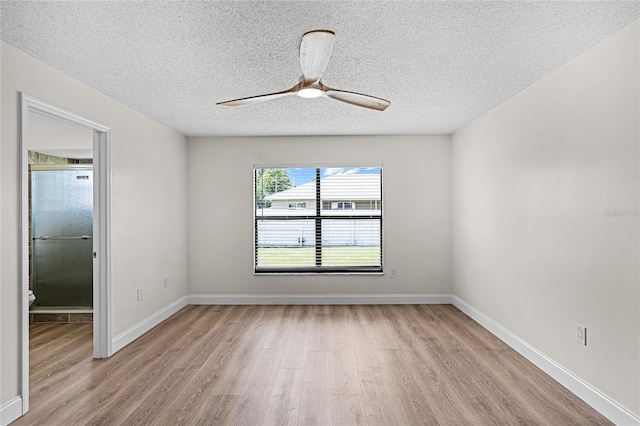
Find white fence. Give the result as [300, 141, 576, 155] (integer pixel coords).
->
[256, 219, 380, 247]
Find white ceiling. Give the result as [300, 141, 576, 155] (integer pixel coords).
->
[2, 1, 638, 137]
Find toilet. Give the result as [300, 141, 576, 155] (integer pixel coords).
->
[28, 290, 36, 307]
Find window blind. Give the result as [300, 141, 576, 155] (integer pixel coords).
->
[255, 167, 382, 273]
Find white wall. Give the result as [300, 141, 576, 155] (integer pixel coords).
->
[188, 135, 451, 296]
[452, 20, 639, 416]
[28, 110, 93, 158]
[0, 41, 189, 408]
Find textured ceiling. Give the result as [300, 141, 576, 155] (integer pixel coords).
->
[2, 1, 638, 137]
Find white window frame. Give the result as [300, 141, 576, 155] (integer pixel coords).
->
[254, 166, 383, 274]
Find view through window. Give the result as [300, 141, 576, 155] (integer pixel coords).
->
[255, 167, 382, 273]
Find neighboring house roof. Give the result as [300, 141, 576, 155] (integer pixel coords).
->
[265, 173, 381, 201]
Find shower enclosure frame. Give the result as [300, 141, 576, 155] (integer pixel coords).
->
[20, 94, 112, 415]
[30, 164, 95, 310]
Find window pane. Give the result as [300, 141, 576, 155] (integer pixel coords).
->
[256, 219, 315, 267]
[320, 167, 381, 216]
[321, 219, 381, 266]
[256, 168, 315, 214]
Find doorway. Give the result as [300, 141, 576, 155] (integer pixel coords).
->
[20, 94, 112, 415]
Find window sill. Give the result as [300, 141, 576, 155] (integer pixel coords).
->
[254, 271, 384, 276]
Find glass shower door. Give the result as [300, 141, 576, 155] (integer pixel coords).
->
[31, 166, 93, 308]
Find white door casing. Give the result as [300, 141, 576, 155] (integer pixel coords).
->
[20, 94, 112, 415]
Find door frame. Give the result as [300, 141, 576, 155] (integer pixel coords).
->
[20, 94, 113, 414]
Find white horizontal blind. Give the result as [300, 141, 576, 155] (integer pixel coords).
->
[255, 167, 382, 273]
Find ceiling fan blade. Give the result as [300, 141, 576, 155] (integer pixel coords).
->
[299, 30, 335, 84]
[321, 84, 390, 111]
[216, 84, 299, 106]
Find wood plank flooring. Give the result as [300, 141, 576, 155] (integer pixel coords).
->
[16, 305, 612, 425]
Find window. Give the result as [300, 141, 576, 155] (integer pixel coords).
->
[332, 201, 353, 210]
[255, 167, 382, 273]
[288, 202, 307, 210]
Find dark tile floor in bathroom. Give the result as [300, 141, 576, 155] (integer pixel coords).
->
[29, 312, 93, 323]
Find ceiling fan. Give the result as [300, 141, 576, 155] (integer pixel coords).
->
[217, 30, 390, 111]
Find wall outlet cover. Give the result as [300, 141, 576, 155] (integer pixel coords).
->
[576, 324, 586, 345]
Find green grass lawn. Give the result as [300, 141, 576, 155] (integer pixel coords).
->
[257, 246, 380, 266]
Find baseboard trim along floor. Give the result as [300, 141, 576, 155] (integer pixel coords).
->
[188, 293, 452, 305]
[451, 295, 639, 426]
[0, 396, 23, 426]
[111, 295, 189, 355]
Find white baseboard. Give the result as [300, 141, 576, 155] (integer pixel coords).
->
[111, 295, 189, 354]
[188, 293, 452, 305]
[451, 295, 640, 426]
[0, 397, 22, 426]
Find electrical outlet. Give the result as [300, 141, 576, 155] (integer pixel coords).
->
[137, 288, 142, 301]
[163, 276, 169, 288]
[576, 324, 586, 345]
[390, 268, 397, 278]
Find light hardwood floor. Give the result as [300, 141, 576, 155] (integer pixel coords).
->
[17, 305, 611, 425]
